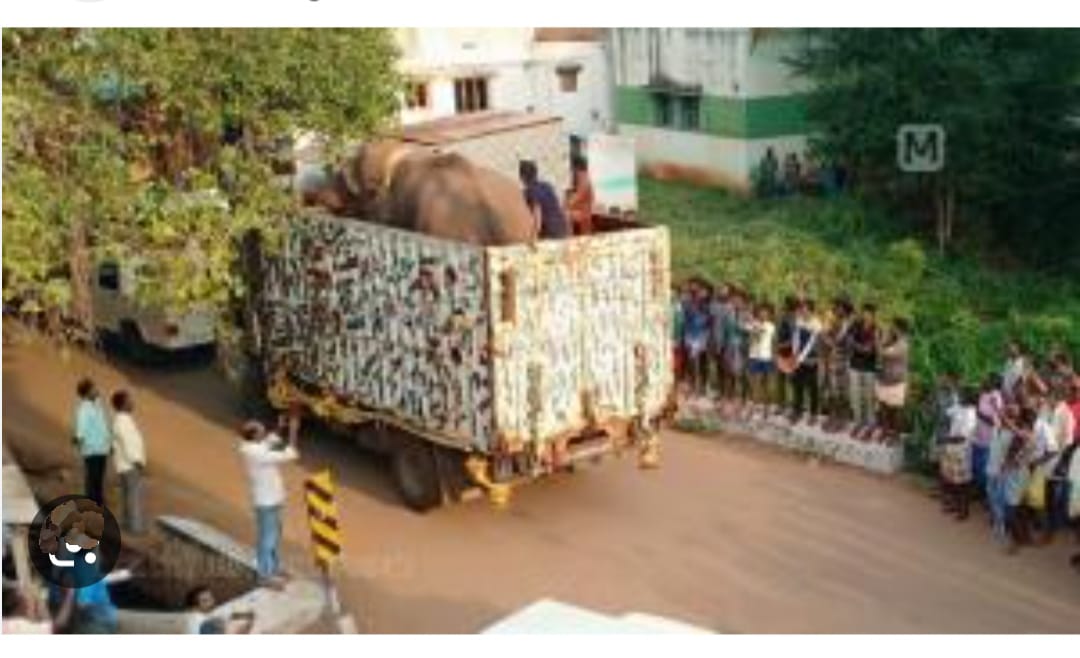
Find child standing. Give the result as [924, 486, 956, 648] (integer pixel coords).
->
[682, 280, 712, 397]
[746, 303, 776, 419]
[874, 318, 911, 443]
[930, 371, 962, 468]
[1000, 407, 1037, 552]
[940, 387, 978, 520]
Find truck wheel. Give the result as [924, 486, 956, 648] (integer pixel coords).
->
[391, 439, 442, 512]
[120, 321, 155, 365]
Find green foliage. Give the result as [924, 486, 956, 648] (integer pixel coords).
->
[3, 28, 401, 321]
[788, 28, 1080, 271]
[645, 178, 1080, 469]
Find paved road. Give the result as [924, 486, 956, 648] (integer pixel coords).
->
[4, 330, 1080, 633]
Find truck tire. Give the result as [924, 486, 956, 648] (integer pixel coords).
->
[391, 439, 442, 512]
[120, 320, 156, 366]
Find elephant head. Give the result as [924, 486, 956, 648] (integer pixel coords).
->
[341, 139, 418, 219]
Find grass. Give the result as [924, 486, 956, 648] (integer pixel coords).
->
[641, 178, 1080, 469]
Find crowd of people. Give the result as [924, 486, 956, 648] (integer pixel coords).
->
[752, 147, 849, 199]
[672, 277, 1080, 569]
[672, 278, 912, 443]
[931, 342, 1080, 565]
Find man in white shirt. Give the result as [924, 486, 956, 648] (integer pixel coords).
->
[239, 412, 300, 586]
[111, 390, 147, 535]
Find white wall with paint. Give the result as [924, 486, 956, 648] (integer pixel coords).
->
[617, 124, 751, 187]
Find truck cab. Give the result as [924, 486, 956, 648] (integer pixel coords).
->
[92, 259, 215, 361]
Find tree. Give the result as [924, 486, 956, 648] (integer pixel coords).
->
[788, 29, 1080, 267]
[3, 28, 401, 335]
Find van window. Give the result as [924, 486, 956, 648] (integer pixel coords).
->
[98, 262, 120, 291]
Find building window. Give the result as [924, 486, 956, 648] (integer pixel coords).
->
[680, 95, 701, 131]
[652, 92, 701, 131]
[653, 93, 674, 128]
[454, 77, 489, 113]
[557, 65, 581, 93]
[404, 81, 429, 110]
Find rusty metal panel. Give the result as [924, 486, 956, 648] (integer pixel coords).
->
[487, 227, 672, 444]
[262, 215, 494, 450]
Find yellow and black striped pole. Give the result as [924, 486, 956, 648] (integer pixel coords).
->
[304, 468, 356, 633]
[305, 469, 342, 571]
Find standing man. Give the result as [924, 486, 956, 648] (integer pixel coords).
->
[520, 160, 570, 240]
[111, 390, 147, 535]
[73, 378, 111, 505]
[848, 303, 880, 440]
[790, 299, 823, 425]
[238, 410, 300, 587]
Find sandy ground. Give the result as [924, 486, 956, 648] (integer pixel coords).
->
[4, 327, 1080, 634]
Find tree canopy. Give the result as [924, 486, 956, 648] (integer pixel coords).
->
[2, 28, 401, 328]
[788, 28, 1080, 271]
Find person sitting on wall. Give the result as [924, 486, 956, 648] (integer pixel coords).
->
[519, 160, 570, 240]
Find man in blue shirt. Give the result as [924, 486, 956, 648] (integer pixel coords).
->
[74, 378, 112, 504]
[519, 160, 569, 240]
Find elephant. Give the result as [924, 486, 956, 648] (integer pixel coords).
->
[301, 139, 539, 247]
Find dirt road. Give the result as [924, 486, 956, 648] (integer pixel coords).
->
[4, 330, 1079, 633]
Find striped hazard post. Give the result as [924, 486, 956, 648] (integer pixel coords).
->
[305, 469, 341, 571]
[304, 468, 356, 633]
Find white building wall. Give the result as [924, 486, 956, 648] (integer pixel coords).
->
[611, 28, 747, 97]
[395, 29, 612, 141]
[529, 41, 613, 137]
[742, 32, 812, 98]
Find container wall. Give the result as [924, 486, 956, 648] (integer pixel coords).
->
[261, 215, 494, 450]
[435, 122, 571, 196]
[487, 227, 672, 445]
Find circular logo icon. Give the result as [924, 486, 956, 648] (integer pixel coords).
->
[28, 495, 122, 589]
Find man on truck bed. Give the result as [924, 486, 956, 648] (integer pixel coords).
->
[519, 159, 569, 240]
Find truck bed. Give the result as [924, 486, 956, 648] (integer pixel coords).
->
[259, 213, 672, 455]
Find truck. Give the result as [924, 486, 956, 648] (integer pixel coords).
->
[241, 113, 674, 512]
[92, 259, 216, 362]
